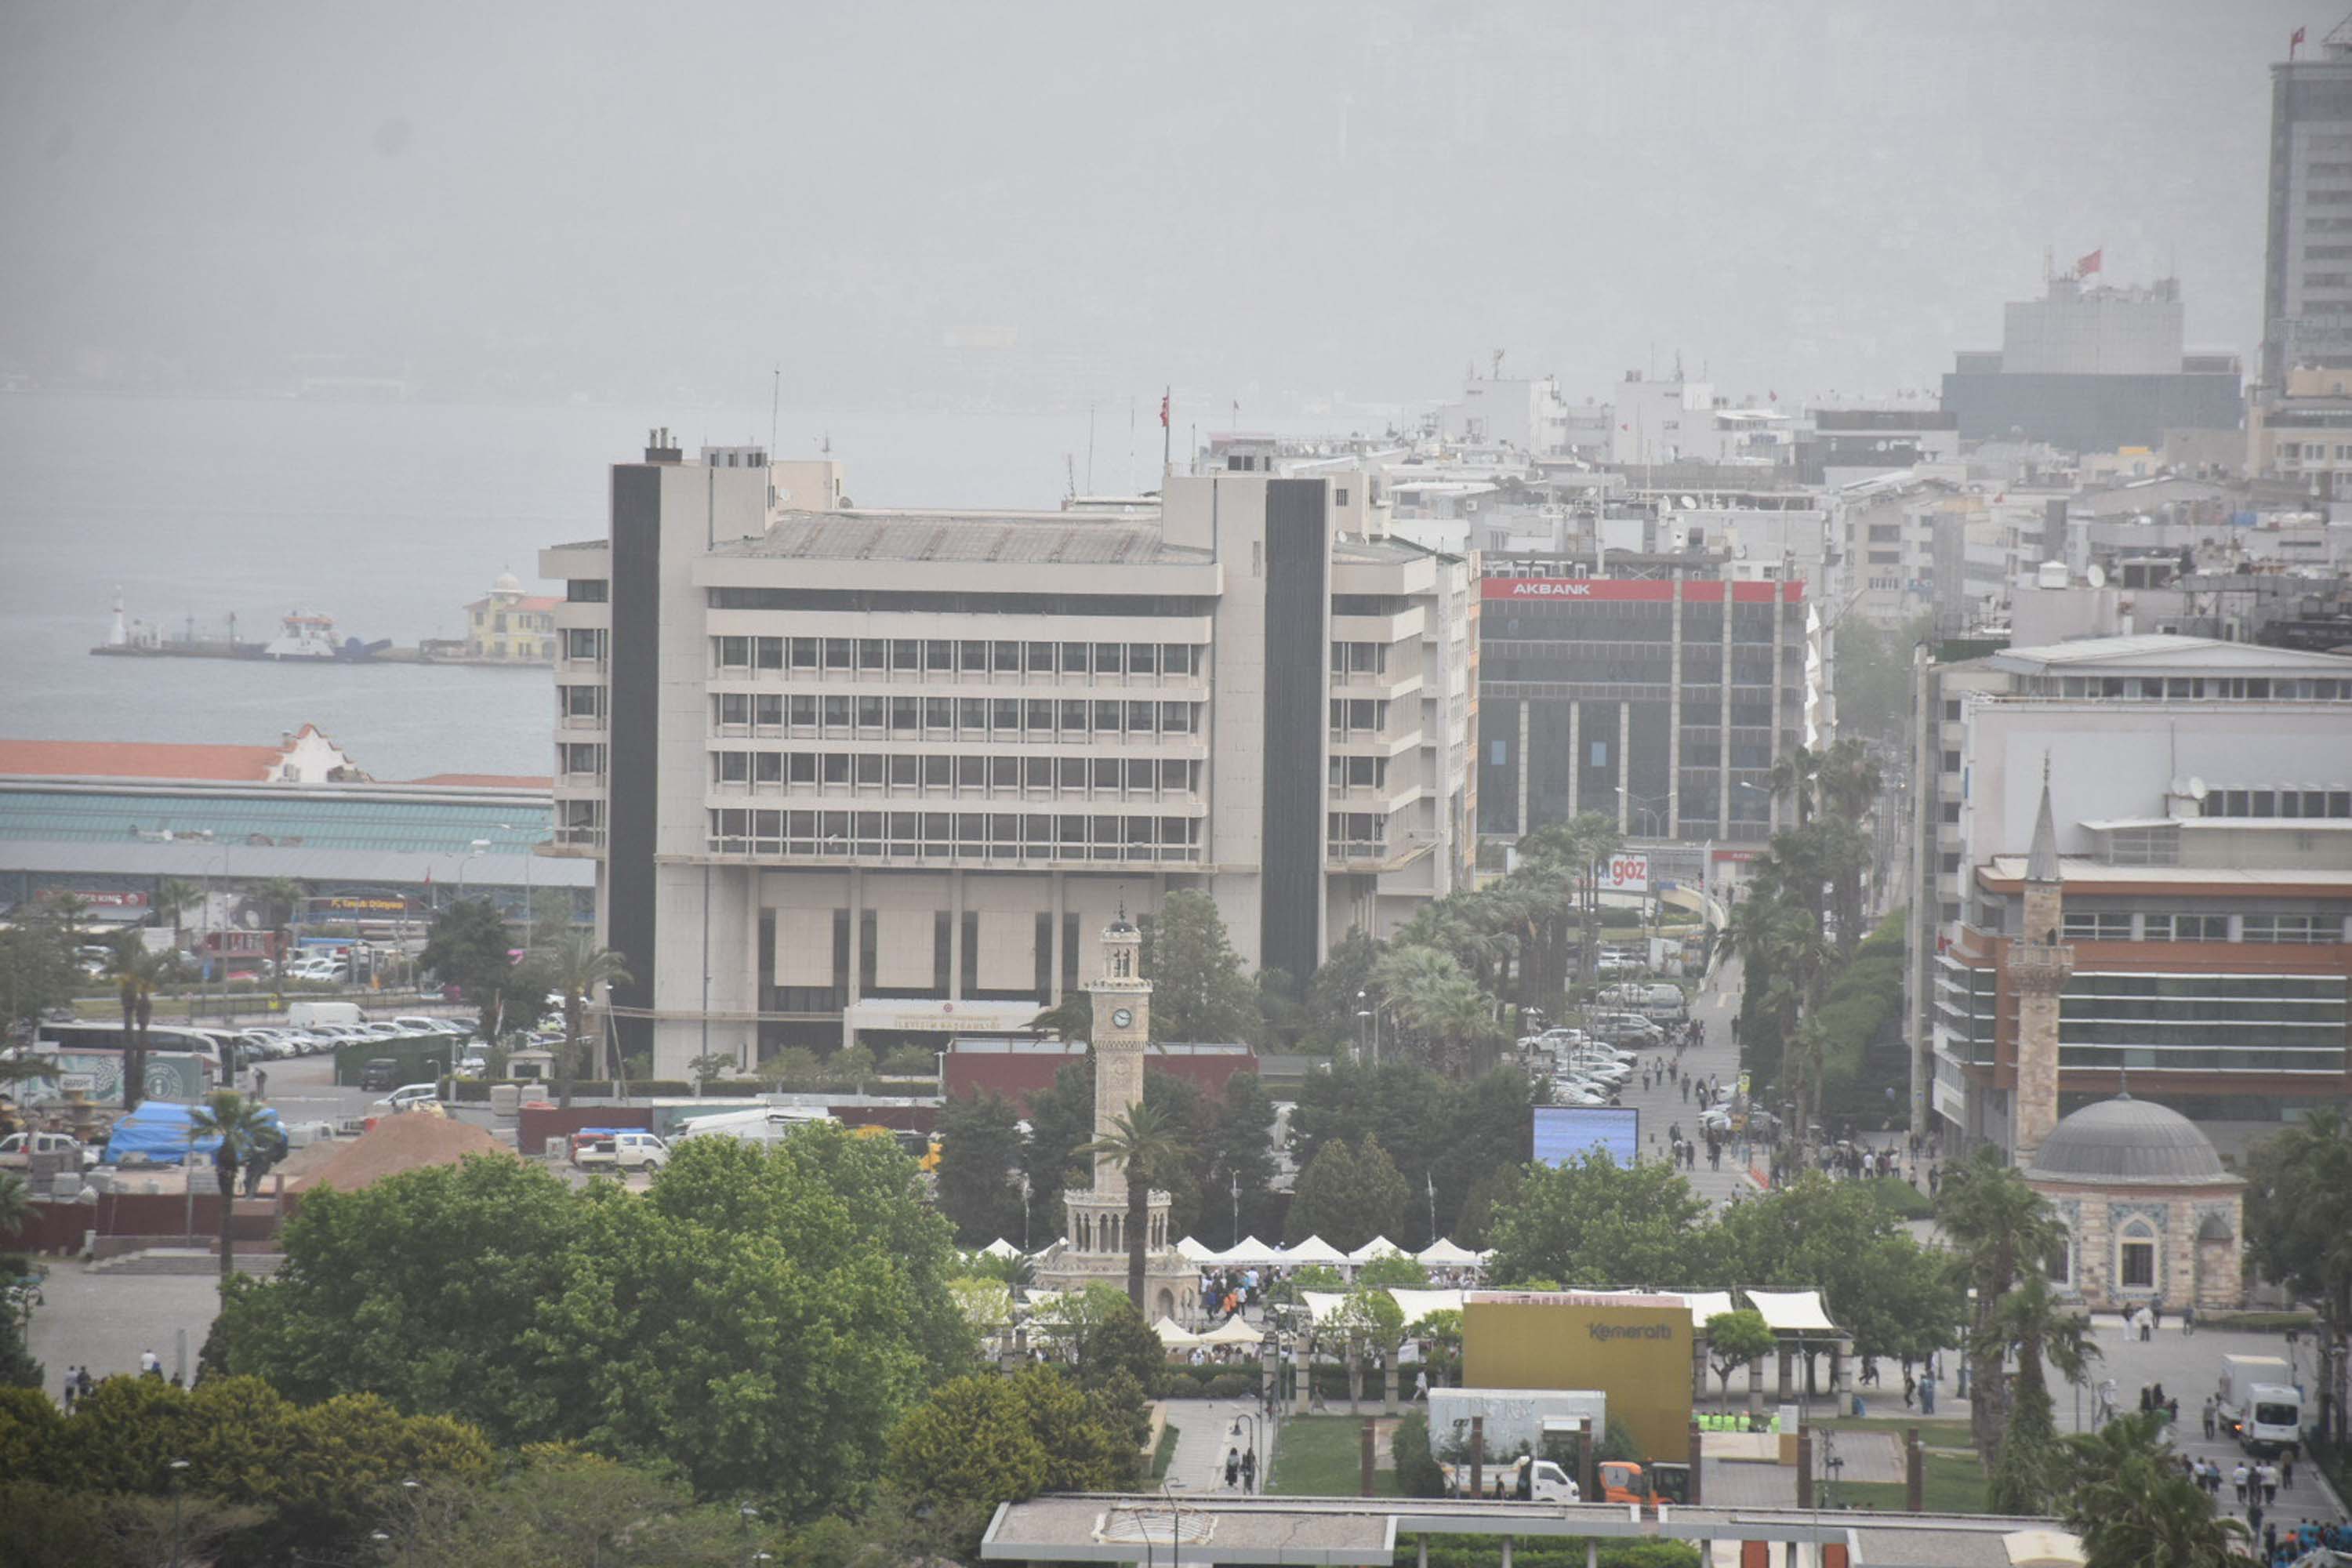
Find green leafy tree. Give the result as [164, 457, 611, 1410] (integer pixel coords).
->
[1391, 1410, 1447, 1497]
[1357, 1252, 1432, 1288]
[1204, 1069, 1281, 1247]
[890, 1363, 1140, 1528]
[1022, 1060, 1096, 1246]
[2058, 1411, 2256, 1568]
[1142, 1069, 1218, 1243]
[1323, 1283, 1407, 1411]
[1029, 1284, 1167, 1397]
[534, 927, 633, 1105]
[1142, 890, 1258, 1043]
[1486, 1150, 1710, 1288]
[1711, 1174, 1961, 1365]
[419, 898, 522, 1039]
[1286, 1136, 1410, 1252]
[1451, 1163, 1525, 1250]
[0, 916, 78, 1045]
[152, 876, 204, 949]
[1831, 615, 1928, 740]
[1704, 1310, 1777, 1405]
[1305, 927, 1385, 1052]
[1985, 1272, 2099, 1515]
[186, 1089, 278, 1289]
[2244, 1106, 2352, 1441]
[1079, 1104, 1192, 1309]
[936, 1091, 1029, 1247]
[213, 1127, 967, 1518]
[384, 1447, 798, 1568]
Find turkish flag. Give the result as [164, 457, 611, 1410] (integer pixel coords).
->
[1160, 390, 1170, 428]
[2077, 248, 2103, 277]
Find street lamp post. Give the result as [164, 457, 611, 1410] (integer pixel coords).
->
[1229, 1413, 1261, 1492]
[167, 1457, 191, 1568]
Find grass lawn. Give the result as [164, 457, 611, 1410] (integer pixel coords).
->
[1269, 1416, 1398, 1497]
[1831, 1451, 1988, 1514]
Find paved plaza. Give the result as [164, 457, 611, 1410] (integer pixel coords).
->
[25, 1260, 224, 1397]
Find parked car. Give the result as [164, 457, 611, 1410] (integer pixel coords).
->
[234, 1031, 292, 1062]
[358, 1058, 405, 1092]
[391, 1015, 466, 1038]
[356, 1022, 409, 1039]
[0, 1131, 98, 1171]
[369, 1083, 441, 1115]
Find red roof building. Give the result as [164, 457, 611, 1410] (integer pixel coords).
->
[0, 724, 365, 784]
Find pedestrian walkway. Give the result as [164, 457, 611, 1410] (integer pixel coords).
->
[1159, 1397, 1269, 1495]
[1618, 951, 1755, 1210]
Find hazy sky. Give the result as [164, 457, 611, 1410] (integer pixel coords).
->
[0, 0, 2318, 414]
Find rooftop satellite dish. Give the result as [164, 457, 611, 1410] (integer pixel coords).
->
[2169, 776, 2189, 799]
[2086, 563, 2107, 588]
[2187, 777, 2208, 801]
[1679, 495, 1698, 510]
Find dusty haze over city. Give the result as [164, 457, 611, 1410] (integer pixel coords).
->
[0, 0, 2318, 415]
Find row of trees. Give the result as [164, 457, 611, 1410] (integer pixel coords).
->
[1725, 738, 1889, 1146]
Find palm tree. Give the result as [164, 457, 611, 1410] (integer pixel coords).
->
[187, 1089, 278, 1289]
[1984, 1271, 2100, 1513]
[1026, 992, 1092, 1044]
[1768, 745, 1822, 829]
[251, 877, 308, 987]
[1936, 1146, 2074, 1475]
[1813, 737, 1883, 824]
[2060, 1412, 2255, 1568]
[534, 930, 633, 1109]
[152, 877, 203, 950]
[103, 934, 171, 1114]
[1078, 1103, 1192, 1310]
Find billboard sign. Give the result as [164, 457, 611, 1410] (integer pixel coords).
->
[1533, 1105, 1640, 1168]
[1481, 578, 1803, 603]
[1601, 852, 1651, 894]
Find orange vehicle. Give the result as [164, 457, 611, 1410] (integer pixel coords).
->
[1598, 1461, 1647, 1504]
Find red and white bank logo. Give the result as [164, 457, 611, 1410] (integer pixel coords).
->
[1504, 580, 1593, 597]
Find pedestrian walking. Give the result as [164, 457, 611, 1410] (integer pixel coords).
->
[2281, 1453, 2294, 1490]
[2182, 1305, 2195, 1336]
[1225, 1450, 1240, 1490]
[2202, 1396, 2217, 1438]
[1241, 1448, 1257, 1494]
[61, 1366, 78, 1413]
[1415, 1369, 1428, 1400]
[253, 1067, 267, 1100]
[2259, 1461, 2279, 1507]
[76, 1367, 93, 1403]
[2233, 1462, 2250, 1505]
[139, 1348, 162, 1379]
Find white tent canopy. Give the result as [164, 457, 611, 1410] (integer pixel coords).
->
[1176, 1236, 1221, 1264]
[1281, 1235, 1349, 1268]
[1667, 1290, 1739, 1330]
[1152, 1316, 1202, 1348]
[1348, 1236, 1408, 1265]
[1196, 1315, 1264, 1345]
[1216, 1236, 1286, 1267]
[1745, 1289, 1840, 1334]
[979, 1238, 1022, 1260]
[1416, 1237, 1482, 1269]
[1299, 1290, 1348, 1323]
[1388, 1288, 1467, 1325]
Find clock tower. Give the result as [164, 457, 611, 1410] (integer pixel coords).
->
[1036, 912, 1193, 1321]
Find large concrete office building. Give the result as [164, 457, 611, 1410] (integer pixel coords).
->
[1474, 566, 1810, 847]
[1941, 274, 2242, 452]
[2266, 28, 2352, 387]
[1905, 633, 2352, 1156]
[540, 434, 1476, 1074]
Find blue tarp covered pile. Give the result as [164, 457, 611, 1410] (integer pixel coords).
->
[104, 1101, 284, 1166]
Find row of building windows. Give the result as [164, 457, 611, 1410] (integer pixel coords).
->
[2197, 788, 2352, 818]
[2016, 674, 2352, 702]
[710, 692, 1199, 739]
[707, 588, 1214, 617]
[710, 750, 1201, 797]
[712, 636, 1205, 678]
[2059, 911, 2347, 943]
[706, 809, 1203, 862]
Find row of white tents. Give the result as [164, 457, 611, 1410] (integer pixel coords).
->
[1152, 1287, 1842, 1352]
[973, 1234, 1493, 1271]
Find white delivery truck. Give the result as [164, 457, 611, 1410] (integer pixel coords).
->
[2217, 1354, 2303, 1458]
[1426, 1387, 1608, 1468]
[287, 1001, 365, 1029]
[1439, 1454, 1581, 1502]
[671, 1106, 837, 1146]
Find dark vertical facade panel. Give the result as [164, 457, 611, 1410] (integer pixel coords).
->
[1476, 696, 1520, 834]
[606, 465, 662, 1063]
[1261, 480, 1327, 984]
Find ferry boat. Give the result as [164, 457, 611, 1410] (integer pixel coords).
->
[260, 610, 346, 660]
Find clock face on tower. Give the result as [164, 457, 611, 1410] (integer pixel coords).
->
[1110, 1007, 1134, 1029]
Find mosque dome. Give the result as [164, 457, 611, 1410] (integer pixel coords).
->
[492, 571, 523, 594]
[2024, 1096, 2230, 1185]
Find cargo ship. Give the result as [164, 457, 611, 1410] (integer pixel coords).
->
[87, 590, 542, 668]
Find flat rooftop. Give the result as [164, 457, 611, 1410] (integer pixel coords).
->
[717, 510, 1208, 567]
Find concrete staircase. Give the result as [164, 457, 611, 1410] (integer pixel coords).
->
[86, 1247, 285, 1278]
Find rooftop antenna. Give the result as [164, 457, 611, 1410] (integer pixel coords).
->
[769, 363, 780, 459]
